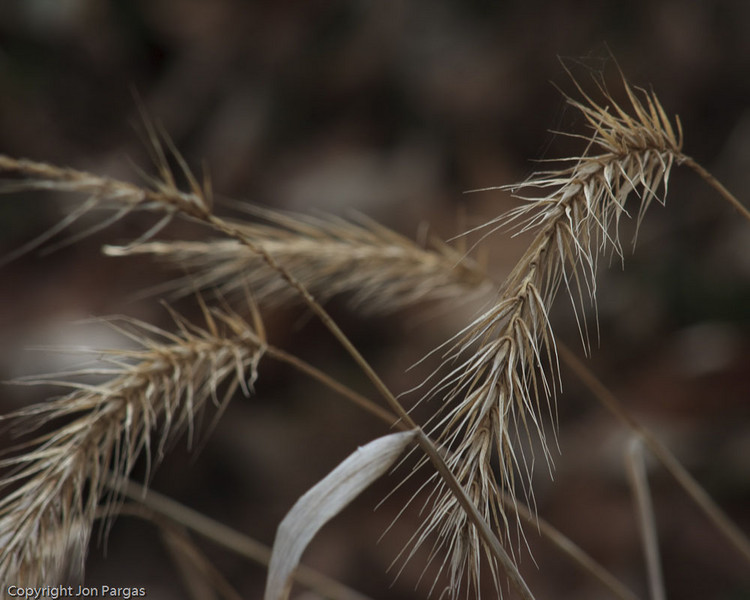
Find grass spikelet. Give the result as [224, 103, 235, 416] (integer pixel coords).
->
[0, 132, 211, 266]
[0, 303, 265, 585]
[104, 208, 490, 313]
[413, 72, 684, 596]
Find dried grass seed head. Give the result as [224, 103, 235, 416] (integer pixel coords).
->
[405, 73, 684, 598]
[0, 304, 264, 585]
[105, 207, 492, 315]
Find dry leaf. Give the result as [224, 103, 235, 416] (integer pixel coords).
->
[264, 430, 417, 600]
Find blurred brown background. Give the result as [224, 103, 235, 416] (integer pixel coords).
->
[1, 1, 749, 599]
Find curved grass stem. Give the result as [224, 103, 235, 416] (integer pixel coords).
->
[680, 156, 750, 222]
[115, 479, 374, 600]
[625, 439, 665, 600]
[505, 494, 641, 600]
[559, 342, 750, 566]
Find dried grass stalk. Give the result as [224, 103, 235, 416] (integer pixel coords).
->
[0, 304, 265, 585]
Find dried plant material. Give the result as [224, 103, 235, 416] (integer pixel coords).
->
[558, 342, 750, 567]
[625, 437, 665, 600]
[0, 151, 211, 267]
[0, 303, 265, 585]
[104, 209, 491, 314]
[264, 430, 417, 600]
[118, 479, 377, 600]
[409, 72, 685, 596]
[1, 61, 748, 599]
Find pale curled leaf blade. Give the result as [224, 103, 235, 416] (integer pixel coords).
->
[264, 430, 417, 600]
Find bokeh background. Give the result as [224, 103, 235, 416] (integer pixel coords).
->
[1, 1, 749, 599]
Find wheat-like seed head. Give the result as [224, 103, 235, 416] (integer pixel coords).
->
[104, 208, 491, 314]
[408, 74, 684, 597]
[0, 304, 264, 585]
[0, 127, 211, 268]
